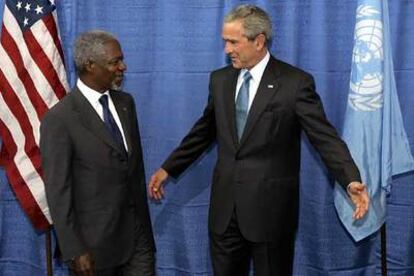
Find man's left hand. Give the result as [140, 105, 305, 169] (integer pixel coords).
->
[347, 182, 370, 220]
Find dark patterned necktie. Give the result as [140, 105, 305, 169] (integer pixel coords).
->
[99, 94, 126, 153]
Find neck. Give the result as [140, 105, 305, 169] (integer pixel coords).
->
[79, 76, 107, 93]
[246, 49, 268, 70]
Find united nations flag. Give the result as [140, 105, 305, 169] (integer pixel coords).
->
[334, 0, 414, 242]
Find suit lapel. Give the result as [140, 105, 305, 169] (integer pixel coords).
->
[239, 57, 281, 147]
[72, 88, 126, 155]
[222, 68, 240, 147]
[110, 91, 133, 156]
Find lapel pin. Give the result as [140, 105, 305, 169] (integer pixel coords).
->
[267, 84, 274, 89]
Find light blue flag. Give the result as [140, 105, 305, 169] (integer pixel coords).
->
[334, 0, 414, 242]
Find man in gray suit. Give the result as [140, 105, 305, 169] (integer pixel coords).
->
[149, 4, 369, 276]
[40, 30, 155, 276]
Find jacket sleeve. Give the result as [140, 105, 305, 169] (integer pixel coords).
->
[162, 75, 217, 178]
[40, 112, 87, 261]
[294, 73, 361, 189]
[129, 96, 155, 250]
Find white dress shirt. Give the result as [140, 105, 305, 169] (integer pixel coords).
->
[77, 79, 128, 151]
[235, 51, 270, 111]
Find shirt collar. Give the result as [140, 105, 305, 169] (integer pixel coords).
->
[240, 51, 270, 82]
[77, 79, 109, 104]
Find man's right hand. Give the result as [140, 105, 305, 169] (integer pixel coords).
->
[71, 252, 95, 276]
[148, 168, 169, 200]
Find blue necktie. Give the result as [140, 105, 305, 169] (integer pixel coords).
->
[99, 95, 126, 153]
[235, 71, 252, 140]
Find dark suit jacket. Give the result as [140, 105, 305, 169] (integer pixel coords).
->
[40, 87, 154, 269]
[162, 56, 361, 242]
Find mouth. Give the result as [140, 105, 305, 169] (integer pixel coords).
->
[114, 75, 124, 83]
[226, 55, 238, 65]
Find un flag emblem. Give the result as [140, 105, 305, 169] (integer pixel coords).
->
[349, 5, 383, 111]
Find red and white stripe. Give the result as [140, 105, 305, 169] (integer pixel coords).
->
[0, 5, 68, 230]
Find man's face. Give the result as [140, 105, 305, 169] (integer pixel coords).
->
[92, 39, 126, 91]
[222, 20, 261, 69]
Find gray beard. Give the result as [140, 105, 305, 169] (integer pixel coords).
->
[111, 82, 122, 91]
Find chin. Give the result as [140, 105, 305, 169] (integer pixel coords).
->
[232, 62, 242, 69]
[111, 82, 122, 91]
[111, 79, 123, 91]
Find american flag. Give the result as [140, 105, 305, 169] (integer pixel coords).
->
[0, 0, 68, 230]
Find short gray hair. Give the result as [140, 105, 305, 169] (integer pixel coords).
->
[73, 30, 118, 73]
[224, 4, 272, 44]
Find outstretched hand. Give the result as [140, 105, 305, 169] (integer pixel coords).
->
[347, 182, 370, 220]
[148, 168, 169, 200]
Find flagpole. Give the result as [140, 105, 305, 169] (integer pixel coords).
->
[45, 228, 53, 276]
[380, 224, 387, 276]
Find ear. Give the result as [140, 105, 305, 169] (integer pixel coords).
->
[85, 60, 95, 74]
[255, 34, 266, 51]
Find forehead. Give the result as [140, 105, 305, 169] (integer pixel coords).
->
[222, 20, 245, 37]
[102, 39, 123, 58]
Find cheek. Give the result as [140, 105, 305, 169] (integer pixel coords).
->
[108, 69, 118, 77]
[230, 47, 241, 59]
[241, 47, 255, 60]
[236, 47, 248, 61]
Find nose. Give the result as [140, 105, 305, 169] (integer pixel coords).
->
[119, 60, 127, 71]
[224, 42, 232, 55]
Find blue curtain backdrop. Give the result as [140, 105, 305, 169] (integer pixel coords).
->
[1, 1, 413, 275]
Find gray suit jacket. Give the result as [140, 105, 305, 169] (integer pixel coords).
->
[40, 87, 154, 269]
[162, 56, 361, 242]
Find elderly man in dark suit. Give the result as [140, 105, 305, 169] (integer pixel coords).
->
[40, 30, 155, 276]
[149, 4, 369, 276]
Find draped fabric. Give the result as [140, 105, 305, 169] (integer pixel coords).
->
[1, 1, 413, 275]
[0, 0, 69, 231]
[334, 0, 414, 243]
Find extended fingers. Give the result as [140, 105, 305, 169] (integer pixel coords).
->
[148, 173, 166, 200]
[352, 190, 369, 219]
